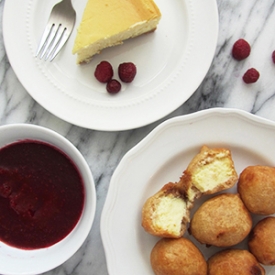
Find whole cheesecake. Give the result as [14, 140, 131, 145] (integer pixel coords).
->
[72, 0, 161, 64]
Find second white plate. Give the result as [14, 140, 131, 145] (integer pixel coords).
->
[3, 0, 218, 131]
[101, 108, 275, 275]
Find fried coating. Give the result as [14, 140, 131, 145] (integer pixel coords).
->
[208, 249, 265, 275]
[141, 183, 191, 238]
[238, 165, 275, 215]
[151, 237, 207, 275]
[248, 217, 275, 265]
[179, 145, 238, 202]
[190, 193, 252, 247]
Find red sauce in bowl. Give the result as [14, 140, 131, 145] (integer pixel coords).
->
[0, 140, 85, 249]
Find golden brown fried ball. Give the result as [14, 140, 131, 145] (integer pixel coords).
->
[208, 249, 265, 275]
[190, 193, 252, 247]
[150, 237, 207, 275]
[248, 217, 275, 265]
[238, 165, 275, 215]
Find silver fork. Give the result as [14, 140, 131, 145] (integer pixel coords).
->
[36, 0, 76, 61]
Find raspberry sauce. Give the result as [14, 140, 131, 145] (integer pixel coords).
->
[0, 140, 85, 249]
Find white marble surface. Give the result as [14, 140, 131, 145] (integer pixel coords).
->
[1, 0, 275, 274]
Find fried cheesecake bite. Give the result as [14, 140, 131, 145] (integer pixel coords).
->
[190, 193, 252, 247]
[248, 217, 275, 265]
[238, 165, 275, 215]
[151, 238, 207, 275]
[179, 145, 238, 202]
[141, 183, 190, 238]
[208, 249, 265, 275]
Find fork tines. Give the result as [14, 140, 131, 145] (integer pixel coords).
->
[35, 0, 76, 62]
[36, 23, 69, 61]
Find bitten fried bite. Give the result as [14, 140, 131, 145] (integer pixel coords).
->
[190, 193, 252, 247]
[151, 238, 207, 275]
[142, 183, 190, 238]
[208, 249, 265, 275]
[238, 165, 275, 215]
[248, 217, 275, 265]
[179, 145, 238, 202]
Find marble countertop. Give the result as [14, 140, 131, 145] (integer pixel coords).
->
[1, 0, 275, 274]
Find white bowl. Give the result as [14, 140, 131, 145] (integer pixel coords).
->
[0, 124, 96, 275]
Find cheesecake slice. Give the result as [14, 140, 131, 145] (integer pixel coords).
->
[72, 0, 161, 64]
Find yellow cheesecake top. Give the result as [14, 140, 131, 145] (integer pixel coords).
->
[72, 0, 161, 53]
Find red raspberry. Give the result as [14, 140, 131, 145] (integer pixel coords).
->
[272, 51, 275, 64]
[242, 68, 260, 84]
[232, 39, 251, 60]
[106, 79, 121, 94]
[94, 61, 113, 83]
[118, 62, 137, 83]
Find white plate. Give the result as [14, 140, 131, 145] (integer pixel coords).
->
[101, 108, 275, 275]
[3, 0, 218, 131]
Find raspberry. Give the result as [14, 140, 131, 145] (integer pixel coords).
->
[272, 51, 275, 64]
[118, 62, 137, 83]
[94, 61, 113, 83]
[242, 68, 260, 84]
[232, 39, 251, 60]
[106, 79, 121, 94]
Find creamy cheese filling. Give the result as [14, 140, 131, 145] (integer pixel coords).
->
[152, 196, 187, 235]
[192, 158, 234, 192]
